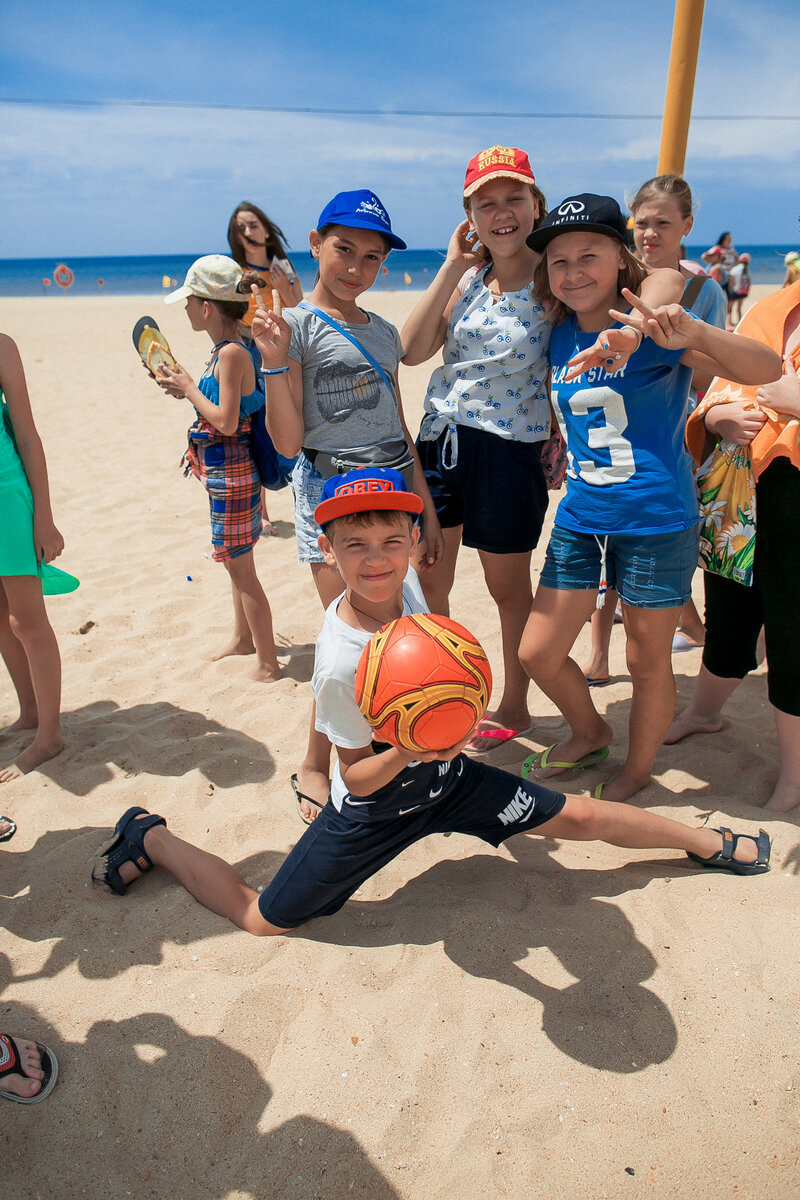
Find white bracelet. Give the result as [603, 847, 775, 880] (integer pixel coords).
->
[260, 364, 290, 376]
[621, 324, 643, 350]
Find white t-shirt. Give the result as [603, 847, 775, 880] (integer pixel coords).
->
[312, 569, 427, 810]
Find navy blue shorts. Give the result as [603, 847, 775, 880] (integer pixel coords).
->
[258, 755, 566, 929]
[416, 424, 548, 554]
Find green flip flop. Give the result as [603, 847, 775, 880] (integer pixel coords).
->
[521, 744, 609, 779]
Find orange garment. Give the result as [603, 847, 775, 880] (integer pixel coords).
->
[242, 258, 299, 329]
[686, 281, 800, 477]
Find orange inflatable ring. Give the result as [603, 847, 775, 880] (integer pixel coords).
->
[54, 264, 74, 288]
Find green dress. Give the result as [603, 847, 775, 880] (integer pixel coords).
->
[0, 394, 78, 594]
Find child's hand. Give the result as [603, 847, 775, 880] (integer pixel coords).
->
[33, 516, 64, 565]
[411, 733, 474, 763]
[564, 325, 640, 382]
[608, 289, 688, 349]
[416, 512, 445, 571]
[155, 362, 194, 398]
[251, 287, 292, 367]
[756, 372, 800, 420]
[445, 219, 488, 270]
[705, 401, 767, 445]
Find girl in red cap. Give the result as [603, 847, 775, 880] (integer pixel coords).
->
[403, 151, 679, 754]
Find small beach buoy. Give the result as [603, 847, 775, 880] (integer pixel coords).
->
[404, 272, 412, 285]
[162, 275, 171, 288]
[54, 263, 74, 288]
[382, 266, 388, 274]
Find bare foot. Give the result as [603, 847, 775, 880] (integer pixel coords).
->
[1, 713, 38, 736]
[294, 767, 329, 822]
[0, 1036, 45, 1098]
[0, 733, 63, 783]
[212, 637, 255, 662]
[663, 709, 723, 745]
[533, 724, 612, 779]
[466, 710, 531, 752]
[593, 769, 652, 803]
[764, 781, 800, 813]
[249, 661, 283, 683]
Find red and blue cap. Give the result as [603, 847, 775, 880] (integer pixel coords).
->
[316, 190, 407, 250]
[314, 467, 423, 526]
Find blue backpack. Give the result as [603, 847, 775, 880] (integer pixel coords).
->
[244, 340, 297, 491]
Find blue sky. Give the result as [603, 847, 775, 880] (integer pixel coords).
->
[1, 0, 798, 257]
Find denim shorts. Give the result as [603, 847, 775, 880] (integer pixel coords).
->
[539, 523, 700, 610]
[291, 452, 327, 563]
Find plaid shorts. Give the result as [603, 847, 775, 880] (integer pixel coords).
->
[186, 421, 261, 562]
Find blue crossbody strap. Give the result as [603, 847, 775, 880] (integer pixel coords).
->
[298, 301, 396, 395]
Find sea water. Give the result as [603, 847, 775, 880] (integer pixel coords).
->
[0, 245, 794, 298]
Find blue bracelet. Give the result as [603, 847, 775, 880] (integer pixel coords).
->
[260, 364, 290, 376]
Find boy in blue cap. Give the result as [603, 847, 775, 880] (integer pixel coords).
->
[251, 189, 444, 819]
[93, 468, 770, 931]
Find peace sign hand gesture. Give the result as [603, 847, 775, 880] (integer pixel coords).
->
[609, 288, 692, 350]
[251, 288, 292, 368]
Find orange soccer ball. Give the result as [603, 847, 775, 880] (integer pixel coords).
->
[354, 613, 492, 753]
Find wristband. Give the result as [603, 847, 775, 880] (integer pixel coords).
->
[260, 364, 290, 376]
[621, 324, 643, 350]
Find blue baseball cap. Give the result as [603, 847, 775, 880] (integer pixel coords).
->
[314, 467, 423, 526]
[316, 190, 407, 251]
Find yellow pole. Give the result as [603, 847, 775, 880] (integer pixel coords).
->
[657, 0, 706, 176]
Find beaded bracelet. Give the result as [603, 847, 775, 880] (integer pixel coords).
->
[260, 365, 290, 376]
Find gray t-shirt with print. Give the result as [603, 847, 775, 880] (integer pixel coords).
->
[286, 305, 405, 453]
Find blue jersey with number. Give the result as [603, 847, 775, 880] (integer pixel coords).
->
[549, 317, 700, 535]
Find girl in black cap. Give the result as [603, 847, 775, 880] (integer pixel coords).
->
[517, 194, 779, 804]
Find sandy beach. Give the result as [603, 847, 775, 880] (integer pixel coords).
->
[0, 283, 797, 1199]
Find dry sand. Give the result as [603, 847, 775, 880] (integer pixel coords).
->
[0, 284, 797, 1199]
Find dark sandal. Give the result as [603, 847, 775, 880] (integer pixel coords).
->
[290, 773, 325, 826]
[0, 816, 17, 843]
[0, 1034, 59, 1105]
[687, 827, 771, 876]
[91, 806, 167, 894]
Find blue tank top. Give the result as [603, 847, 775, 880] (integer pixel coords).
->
[198, 342, 262, 417]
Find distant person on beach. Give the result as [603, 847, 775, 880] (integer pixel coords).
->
[582, 175, 728, 686]
[251, 190, 442, 820]
[227, 201, 303, 313]
[517, 194, 780, 805]
[782, 250, 800, 288]
[666, 277, 800, 814]
[727, 253, 751, 326]
[402, 148, 688, 754]
[702, 232, 738, 271]
[157, 255, 282, 682]
[0, 333, 77, 782]
[91, 468, 772, 935]
[227, 201, 302, 536]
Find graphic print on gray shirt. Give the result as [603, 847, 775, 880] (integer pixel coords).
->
[286, 305, 405, 453]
